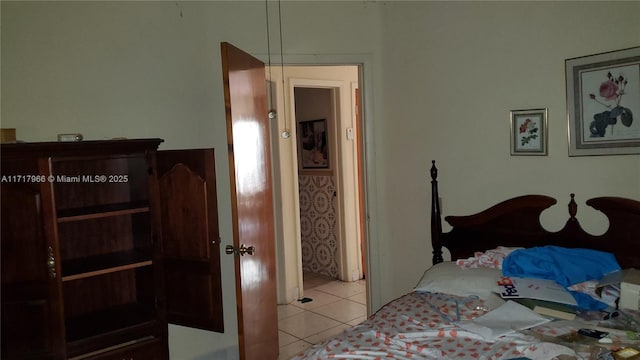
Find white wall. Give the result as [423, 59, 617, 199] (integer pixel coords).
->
[378, 1, 640, 305]
[3, 1, 639, 359]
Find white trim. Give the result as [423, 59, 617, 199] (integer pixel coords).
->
[290, 77, 357, 283]
[262, 53, 379, 315]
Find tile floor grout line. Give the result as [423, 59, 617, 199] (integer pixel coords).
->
[278, 276, 367, 359]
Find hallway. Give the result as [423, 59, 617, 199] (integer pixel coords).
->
[277, 273, 367, 359]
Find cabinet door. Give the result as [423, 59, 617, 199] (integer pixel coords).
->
[1, 158, 65, 359]
[156, 149, 223, 332]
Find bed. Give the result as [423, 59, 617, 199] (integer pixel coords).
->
[291, 161, 640, 360]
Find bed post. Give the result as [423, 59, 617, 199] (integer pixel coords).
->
[568, 193, 578, 220]
[430, 161, 444, 264]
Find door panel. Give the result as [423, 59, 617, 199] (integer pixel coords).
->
[157, 149, 224, 333]
[1, 158, 65, 359]
[1, 184, 56, 359]
[221, 42, 278, 360]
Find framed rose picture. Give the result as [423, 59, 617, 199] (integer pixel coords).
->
[510, 108, 548, 156]
[566, 47, 640, 156]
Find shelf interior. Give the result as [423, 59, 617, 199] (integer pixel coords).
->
[61, 249, 153, 281]
[65, 303, 160, 358]
[56, 201, 149, 222]
[52, 155, 149, 212]
[65, 302, 156, 343]
[57, 212, 152, 264]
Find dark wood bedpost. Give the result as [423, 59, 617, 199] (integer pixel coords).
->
[568, 193, 578, 220]
[561, 193, 583, 235]
[430, 161, 444, 264]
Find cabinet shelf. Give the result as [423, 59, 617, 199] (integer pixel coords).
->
[61, 250, 152, 281]
[56, 201, 150, 223]
[67, 337, 159, 360]
[65, 303, 158, 356]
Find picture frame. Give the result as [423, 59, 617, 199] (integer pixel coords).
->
[566, 47, 640, 156]
[510, 108, 548, 156]
[297, 119, 330, 170]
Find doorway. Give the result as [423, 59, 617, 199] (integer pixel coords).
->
[295, 87, 340, 280]
[267, 65, 366, 308]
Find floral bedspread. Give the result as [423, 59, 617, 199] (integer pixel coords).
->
[290, 292, 577, 360]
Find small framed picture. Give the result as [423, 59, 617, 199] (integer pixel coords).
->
[510, 108, 548, 156]
[566, 47, 640, 156]
[297, 118, 330, 171]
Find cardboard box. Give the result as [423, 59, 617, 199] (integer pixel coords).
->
[621, 281, 640, 311]
[598, 268, 640, 311]
[1, 128, 16, 143]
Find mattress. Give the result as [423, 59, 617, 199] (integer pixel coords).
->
[290, 291, 578, 360]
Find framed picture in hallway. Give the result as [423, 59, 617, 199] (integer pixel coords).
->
[297, 119, 330, 171]
[566, 46, 640, 156]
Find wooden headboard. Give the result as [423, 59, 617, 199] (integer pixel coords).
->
[430, 161, 640, 268]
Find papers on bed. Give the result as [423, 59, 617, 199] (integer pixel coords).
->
[458, 276, 580, 340]
[459, 300, 552, 340]
[492, 277, 580, 320]
[494, 276, 578, 306]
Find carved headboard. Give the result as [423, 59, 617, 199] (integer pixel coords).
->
[430, 161, 640, 268]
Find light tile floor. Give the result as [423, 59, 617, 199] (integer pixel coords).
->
[277, 272, 367, 360]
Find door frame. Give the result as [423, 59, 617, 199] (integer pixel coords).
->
[262, 54, 379, 315]
[289, 78, 361, 284]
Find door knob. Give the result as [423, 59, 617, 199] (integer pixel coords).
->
[239, 244, 255, 256]
[225, 244, 255, 256]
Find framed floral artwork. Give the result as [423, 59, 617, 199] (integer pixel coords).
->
[566, 47, 640, 156]
[510, 108, 548, 156]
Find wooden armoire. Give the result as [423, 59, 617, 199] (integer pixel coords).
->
[1, 139, 223, 359]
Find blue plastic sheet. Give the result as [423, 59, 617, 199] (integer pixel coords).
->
[502, 246, 620, 310]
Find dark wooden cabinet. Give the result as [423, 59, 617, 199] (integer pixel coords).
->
[1, 140, 223, 360]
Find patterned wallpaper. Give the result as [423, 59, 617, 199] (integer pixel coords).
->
[299, 174, 339, 278]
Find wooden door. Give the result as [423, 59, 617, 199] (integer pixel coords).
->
[1, 154, 65, 359]
[156, 149, 224, 333]
[220, 42, 279, 360]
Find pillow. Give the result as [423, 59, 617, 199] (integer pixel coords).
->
[456, 246, 523, 269]
[413, 261, 502, 299]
